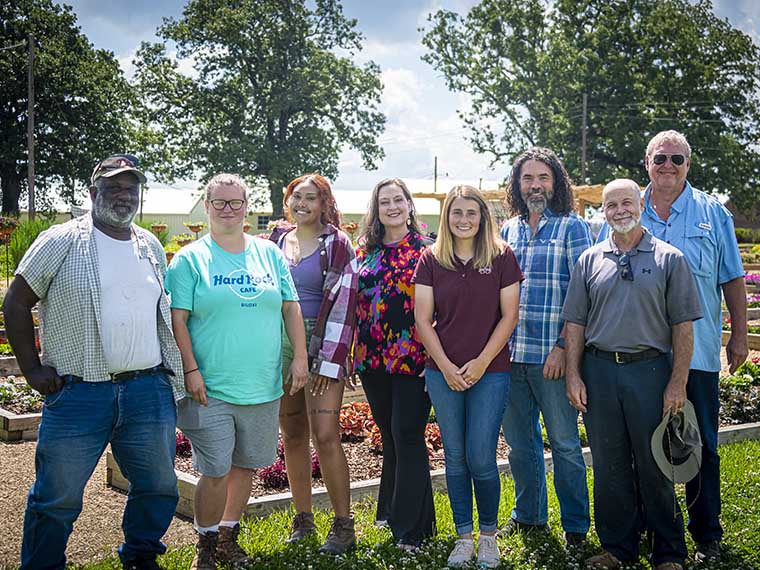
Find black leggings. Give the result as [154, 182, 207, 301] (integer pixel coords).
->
[360, 371, 436, 545]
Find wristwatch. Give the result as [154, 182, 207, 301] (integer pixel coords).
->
[555, 337, 566, 350]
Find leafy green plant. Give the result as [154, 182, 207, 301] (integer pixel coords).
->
[9, 219, 55, 270]
[133, 218, 169, 246]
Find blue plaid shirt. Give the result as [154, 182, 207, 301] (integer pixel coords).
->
[501, 209, 592, 364]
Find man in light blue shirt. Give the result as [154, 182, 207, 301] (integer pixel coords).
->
[598, 130, 747, 563]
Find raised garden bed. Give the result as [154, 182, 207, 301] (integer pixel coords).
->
[722, 330, 760, 350]
[0, 376, 41, 441]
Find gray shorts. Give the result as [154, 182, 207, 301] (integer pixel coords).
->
[177, 396, 280, 477]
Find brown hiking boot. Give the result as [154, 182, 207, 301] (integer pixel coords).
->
[286, 511, 316, 544]
[216, 524, 250, 566]
[318, 515, 356, 554]
[585, 550, 622, 569]
[190, 531, 218, 570]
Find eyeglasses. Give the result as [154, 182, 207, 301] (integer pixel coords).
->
[652, 154, 686, 166]
[618, 253, 634, 281]
[209, 199, 246, 211]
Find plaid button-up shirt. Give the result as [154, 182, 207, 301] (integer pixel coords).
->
[16, 214, 184, 400]
[501, 209, 592, 364]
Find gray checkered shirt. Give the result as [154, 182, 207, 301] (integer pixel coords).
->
[15, 214, 184, 400]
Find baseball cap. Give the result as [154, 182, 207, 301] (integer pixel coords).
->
[90, 154, 147, 185]
[651, 399, 702, 483]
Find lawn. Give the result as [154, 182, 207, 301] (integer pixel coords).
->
[76, 440, 760, 569]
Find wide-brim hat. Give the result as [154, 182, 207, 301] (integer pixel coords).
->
[651, 399, 702, 483]
[90, 153, 146, 185]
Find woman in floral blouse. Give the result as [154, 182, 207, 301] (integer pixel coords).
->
[354, 178, 434, 550]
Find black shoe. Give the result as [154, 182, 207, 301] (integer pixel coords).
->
[565, 531, 587, 547]
[498, 517, 549, 537]
[122, 555, 161, 570]
[694, 540, 721, 562]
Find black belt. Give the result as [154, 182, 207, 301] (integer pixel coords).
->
[109, 365, 175, 383]
[585, 346, 663, 364]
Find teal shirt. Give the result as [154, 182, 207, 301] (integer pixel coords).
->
[165, 234, 298, 404]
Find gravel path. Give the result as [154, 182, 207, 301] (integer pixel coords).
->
[0, 442, 195, 568]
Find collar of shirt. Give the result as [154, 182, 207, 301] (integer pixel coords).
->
[519, 207, 557, 237]
[602, 227, 654, 256]
[643, 180, 695, 221]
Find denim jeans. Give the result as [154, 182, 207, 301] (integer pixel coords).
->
[361, 371, 435, 545]
[501, 363, 590, 533]
[21, 372, 178, 570]
[582, 352, 687, 566]
[425, 368, 509, 535]
[685, 369, 723, 543]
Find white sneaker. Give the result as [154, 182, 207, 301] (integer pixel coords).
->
[477, 534, 500, 568]
[447, 538, 475, 566]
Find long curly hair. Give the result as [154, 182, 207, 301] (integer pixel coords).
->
[358, 178, 423, 252]
[283, 173, 341, 227]
[505, 147, 575, 217]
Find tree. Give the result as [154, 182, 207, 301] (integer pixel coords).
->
[132, 0, 386, 218]
[421, 0, 760, 210]
[0, 0, 132, 213]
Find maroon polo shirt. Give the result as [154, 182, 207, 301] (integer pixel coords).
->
[413, 247, 523, 373]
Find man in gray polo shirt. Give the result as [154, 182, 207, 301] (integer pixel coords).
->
[561, 179, 702, 570]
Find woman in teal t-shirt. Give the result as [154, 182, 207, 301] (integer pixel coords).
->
[165, 173, 309, 568]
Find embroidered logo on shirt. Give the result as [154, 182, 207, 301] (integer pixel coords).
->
[698, 222, 712, 231]
[479, 267, 492, 275]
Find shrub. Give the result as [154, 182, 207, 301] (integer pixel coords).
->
[258, 458, 289, 489]
[175, 431, 192, 457]
[339, 401, 375, 442]
[10, 218, 55, 270]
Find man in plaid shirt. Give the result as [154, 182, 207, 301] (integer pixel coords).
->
[499, 148, 592, 547]
[4, 154, 183, 570]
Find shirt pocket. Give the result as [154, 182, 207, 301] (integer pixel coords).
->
[684, 224, 717, 279]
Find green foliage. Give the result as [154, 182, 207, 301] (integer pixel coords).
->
[736, 228, 760, 244]
[0, 377, 43, 413]
[9, 218, 54, 270]
[133, 218, 169, 246]
[0, 0, 133, 214]
[421, 0, 760, 210]
[131, 0, 386, 217]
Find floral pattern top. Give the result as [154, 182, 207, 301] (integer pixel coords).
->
[354, 232, 430, 376]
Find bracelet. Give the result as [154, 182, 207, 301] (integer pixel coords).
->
[184, 367, 199, 376]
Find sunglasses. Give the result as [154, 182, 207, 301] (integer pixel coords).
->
[619, 253, 634, 281]
[209, 199, 246, 211]
[652, 154, 686, 166]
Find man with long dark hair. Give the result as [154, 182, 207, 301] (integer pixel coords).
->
[499, 147, 592, 547]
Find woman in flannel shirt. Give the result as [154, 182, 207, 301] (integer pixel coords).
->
[269, 173, 359, 554]
[414, 185, 522, 568]
[354, 178, 435, 551]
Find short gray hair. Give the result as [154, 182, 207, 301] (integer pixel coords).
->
[204, 173, 249, 200]
[645, 130, 692, 159]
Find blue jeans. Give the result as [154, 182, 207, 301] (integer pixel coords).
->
[582, 352, 687, 566]
[501, 363, 590, 533]
[21, 373, 179, 570]
[425, 368, 509, 535]
[685, 369, 722, 543]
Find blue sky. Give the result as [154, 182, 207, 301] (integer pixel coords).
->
[58, 0, 760, 191]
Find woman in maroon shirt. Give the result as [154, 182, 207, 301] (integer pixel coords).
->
[414, 185, 522, 568]
[354, 178, 434, 551]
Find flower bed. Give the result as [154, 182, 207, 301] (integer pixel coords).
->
[0, 376, 42, 440]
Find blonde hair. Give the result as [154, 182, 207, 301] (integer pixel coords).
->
[204, 173, 249, 200]
[645, 130, 692, 159]
[432, 185, 505, 271]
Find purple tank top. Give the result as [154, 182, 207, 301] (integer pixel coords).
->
[288, 248, 324, 319]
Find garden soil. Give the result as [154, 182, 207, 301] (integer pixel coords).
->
[0, 350, 756, 567]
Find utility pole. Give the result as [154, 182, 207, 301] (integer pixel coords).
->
[581, 92, 587, 183]
[434, 156, 438, 193]
[27, 34, 35, 219]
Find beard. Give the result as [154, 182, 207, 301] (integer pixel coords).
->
[609, 214, 639, 234]
[93, 191, 139, 228]
[526, 195, 547, 214]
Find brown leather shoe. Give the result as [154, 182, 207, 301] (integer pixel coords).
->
[216, 524, 251, 566]
[286, 511, 316, 544]
[318, 515, 356, 554]
[189, 531, 217, 570]
[585, 550, 622, 569]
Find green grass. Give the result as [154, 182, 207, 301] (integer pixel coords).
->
[76, 440, 760, 569]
